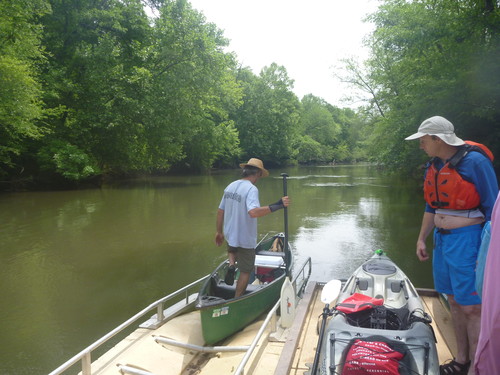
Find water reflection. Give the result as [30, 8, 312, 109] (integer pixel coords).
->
[0, 164, 432, 374]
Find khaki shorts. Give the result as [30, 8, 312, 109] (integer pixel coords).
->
[228, 246, 256, 273]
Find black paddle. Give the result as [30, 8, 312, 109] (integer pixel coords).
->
[279, 172, 295, 328]
[281, 173, 290, 276]
[310, 279, 342, 374]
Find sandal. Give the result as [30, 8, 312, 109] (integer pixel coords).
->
[224, 265, 236, 286]
[439, 359, 471, 375]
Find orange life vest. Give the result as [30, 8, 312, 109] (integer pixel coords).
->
[423, 141, 494, 210]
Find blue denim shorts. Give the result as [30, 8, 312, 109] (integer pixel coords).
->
[433, 224, 482, 305]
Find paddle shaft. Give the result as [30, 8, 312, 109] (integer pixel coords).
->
[281, 173, 290, 276]
[311, 304, 330, 374]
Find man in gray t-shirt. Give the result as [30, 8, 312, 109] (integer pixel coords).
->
[215, 158, 289, 297]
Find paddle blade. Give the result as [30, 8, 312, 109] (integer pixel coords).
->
[280, 276, 295, 328]
[321, 279, 342, 305]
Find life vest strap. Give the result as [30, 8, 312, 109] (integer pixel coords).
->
[448, 142, 494, 169]
[432, 201, 449, 208]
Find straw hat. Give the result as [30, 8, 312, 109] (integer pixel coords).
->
[239, 158, 269, 177]
[405, 116, 465, 146]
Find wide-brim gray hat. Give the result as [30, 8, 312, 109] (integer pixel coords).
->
[405, 116, 465, 146]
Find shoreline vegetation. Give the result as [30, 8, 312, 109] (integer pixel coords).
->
[0, 161, 372, 192]
[1, 0, 498, 191]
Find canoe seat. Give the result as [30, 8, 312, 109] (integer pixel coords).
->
[255, 254, 285, 268]
[256, 250, 285, 257]
[213, 280, 261, 300]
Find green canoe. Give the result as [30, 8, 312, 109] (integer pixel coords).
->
[196, 232, 293, 345]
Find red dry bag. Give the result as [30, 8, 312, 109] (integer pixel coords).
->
[336, 293, 384, 314]
[343, 339, 403, 374]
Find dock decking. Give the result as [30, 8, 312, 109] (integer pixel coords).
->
[277, 283, 456, 375]
[87, 281, 454, 375]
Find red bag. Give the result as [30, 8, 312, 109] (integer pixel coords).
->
[343, 339, 403, 374]
[336, 293, 384, 314]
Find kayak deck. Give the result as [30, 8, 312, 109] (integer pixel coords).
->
[84, 282, 454, 375]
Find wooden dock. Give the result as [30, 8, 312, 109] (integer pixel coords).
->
[86, 281, 455, 375]
[196, 281, 456, 375]
[277, 283, 455, 374]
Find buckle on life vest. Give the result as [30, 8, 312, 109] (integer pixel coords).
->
[432, 201, 449, 208]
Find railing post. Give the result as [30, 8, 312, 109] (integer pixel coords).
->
[156, 302, 164, 324]
[82, 351, 91, 375]
[271, 310, 277, 333]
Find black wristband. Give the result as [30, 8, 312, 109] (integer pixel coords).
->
[269, 199, 284, 212]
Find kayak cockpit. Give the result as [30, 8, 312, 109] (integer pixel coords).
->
[315, 253, 440, 375]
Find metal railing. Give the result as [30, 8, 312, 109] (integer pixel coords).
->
[48, 275, 209, 375]
[234, 299, 281, 375]
[292, 256, 312, 298]
[233, 256, 312, 375]
[49, 256, 312, 375]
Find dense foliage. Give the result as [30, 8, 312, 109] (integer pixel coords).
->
[0, 0, 49, 180]
[0, 0, 354, 188]
[0, 0, 498, 189]
[349, 0, 500, 173]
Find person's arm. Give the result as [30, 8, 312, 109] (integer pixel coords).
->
[416, 211, 435, 261]
[459, 153, 498, 220]
[215, 208, 225, 246]
[248, 196, 290, 218]
[473, 158, 498, 221]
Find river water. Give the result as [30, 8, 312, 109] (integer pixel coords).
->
[0, 164, 433, 374]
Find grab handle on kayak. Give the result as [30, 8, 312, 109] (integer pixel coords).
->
[350, 277, 360, 295]
[424, 342, 430, 375]
[401, 280, 409, 300]
[329, 331, 336, 374]
[349, 277, 370, 294]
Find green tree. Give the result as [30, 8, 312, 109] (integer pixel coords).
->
[151, 0, 242, 171]
[36, 0, 242, 181]
[38, 0, 153, 179]
[233, 63, 301, 165]
[301, 95, 341, 146]
[298, 95, 365, 163]
[294, 135, 334, 164]
[359, 0, 500, 171]
[0, 0, 50, 178]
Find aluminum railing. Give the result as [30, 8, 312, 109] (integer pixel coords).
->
[49, 256, 312, 375]
[48, 274, 209, 375]
[234, 256, 312, 375]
